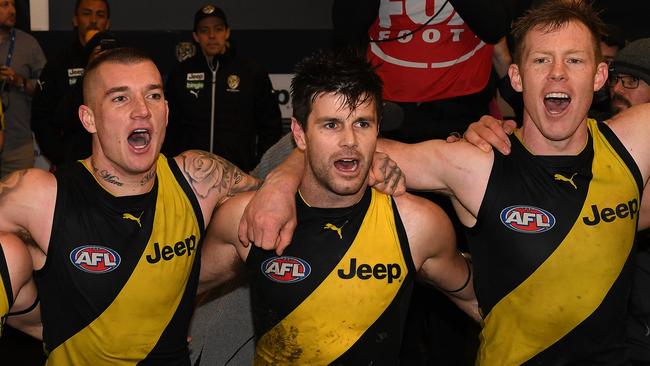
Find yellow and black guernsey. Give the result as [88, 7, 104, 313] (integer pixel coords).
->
[0, 245, 13, 337]
[469, 119, 642, 365]
[247, 187, 415, 366]
[35, 155, 204, 365]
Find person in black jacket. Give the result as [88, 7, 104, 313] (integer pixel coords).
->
[164, 4, 282, 172]
[31, 0, 111, 167]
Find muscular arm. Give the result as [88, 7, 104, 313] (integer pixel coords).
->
[0, 169, 56, 253]
[1, 233, 42, 340]
[199, 192, 255, 294]
[175, 150, 262, 225]
[396, 195, 480, 322]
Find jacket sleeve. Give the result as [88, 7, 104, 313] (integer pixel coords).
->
[163, 65, 184, 157]
[252, 66, 283, 165]
[31, 61, 65, 165]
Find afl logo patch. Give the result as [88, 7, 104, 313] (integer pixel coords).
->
[500, 205, 556, 233]
[70, 245, 121, 274]
[261, 256, 311, 283]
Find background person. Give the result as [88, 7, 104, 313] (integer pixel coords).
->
[164, 4, 282, 172]
[31, 0, 111, 167]
[0, 0, 46, 177]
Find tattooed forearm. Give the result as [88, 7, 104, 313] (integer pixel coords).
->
[181, 150, 262, 200]
[140, 169, 156, 186]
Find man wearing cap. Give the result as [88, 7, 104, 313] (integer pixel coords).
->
[31, 0, 110, 167]
[164, 4, 282, 172]
[609, 38, 650, 115]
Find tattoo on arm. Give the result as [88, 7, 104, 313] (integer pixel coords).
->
[181, 150, 262, 200]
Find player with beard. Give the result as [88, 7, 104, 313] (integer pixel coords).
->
[200, 50, 478, 365]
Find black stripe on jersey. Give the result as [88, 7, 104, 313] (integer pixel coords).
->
[167, 155, 205, 234]
[0, 244, 13, 309]
[36, 162, 159, 352]
[468, 133, 593, 315]
[246, 188, 372, 337]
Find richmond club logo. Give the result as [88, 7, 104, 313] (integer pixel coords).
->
[261, 256, 311, 283]
[70, 245, 121, 274]
[500, 205, 556, 233]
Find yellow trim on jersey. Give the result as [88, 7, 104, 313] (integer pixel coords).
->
[254, 189, 408, 366]
[0, 271, 8, 337]
[478, 119, 639, 365]
[48, 156, 201, 365]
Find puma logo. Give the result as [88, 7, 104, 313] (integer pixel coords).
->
[122, 212, 143, 227]
[324, 221, 347, 239]
[554, 173, 578, 189]
[189, 90, 199, 98]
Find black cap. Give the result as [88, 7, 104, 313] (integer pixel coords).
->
[612, 38, 650, 86]
[193, 4, 228, 31]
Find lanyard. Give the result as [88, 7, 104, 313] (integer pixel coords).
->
[5, 28, 15, 67]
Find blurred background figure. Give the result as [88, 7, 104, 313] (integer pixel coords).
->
[31, 0, 110, 168]
[0, 0, 45, 177]
[589, 23, 626, 121]
[164, 4, 282, 172]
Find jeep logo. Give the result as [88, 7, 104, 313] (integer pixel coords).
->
[146, 235, 196, 264]
[337, 258, 401, 283]
[582, 199, 638, 226]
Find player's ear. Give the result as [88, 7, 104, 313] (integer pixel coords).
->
[291, 118, 307, 151]
[79, 104, 97, 133]
[509, 64, 523, 92]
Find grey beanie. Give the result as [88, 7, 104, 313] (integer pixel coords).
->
[612, 38, 650, 86]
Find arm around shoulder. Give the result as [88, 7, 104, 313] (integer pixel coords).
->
[174, 150, 262, 223]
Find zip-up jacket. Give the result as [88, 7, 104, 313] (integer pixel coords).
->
[164, 47, 282, 172]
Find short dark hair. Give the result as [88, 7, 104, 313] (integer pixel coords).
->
[75, 0, 111, 18]
[291, 49, 383, 129]
[512, 0, 605, 65]
[82, 47, 155, 103]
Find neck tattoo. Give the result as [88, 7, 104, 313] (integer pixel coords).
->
[91, 161, 124, 187]
[140, 169, 156, 186]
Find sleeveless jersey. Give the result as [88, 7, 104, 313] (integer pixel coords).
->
[468, 119, 642, 365]
[0, 244, 12, 337]
[35, 155, 204, 365]
[367, 0, 493, 102]
[247, 188, 415, 365]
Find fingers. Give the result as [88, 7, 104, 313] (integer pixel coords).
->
[464, 116, 513, 155]
[275, 219, 297, 256]
[503, 119, 517, 135]
[446, 131, 462, 143]
[237, 214, 251, 247]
